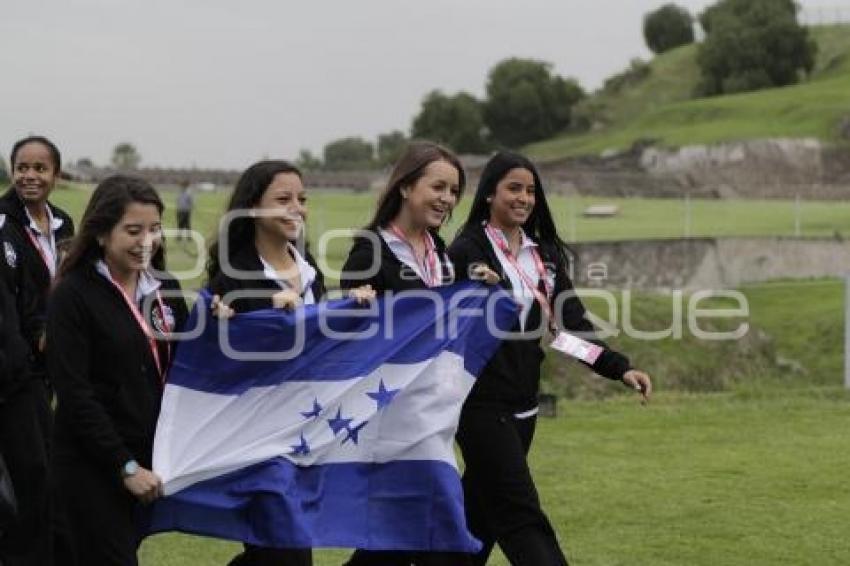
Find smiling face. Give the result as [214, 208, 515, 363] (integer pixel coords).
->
[400, 159, 460, 230]
[101, 202, 163, 277]
[253, 172, 306, 242]
[12, 141, 58, 205]
[488, 167, 536, 230]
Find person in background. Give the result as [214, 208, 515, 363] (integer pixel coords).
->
[175, 180, 194, 242]
[47, 175, 188, 565]
[0, 135, 74, 565]
[448, 151, 652, 566]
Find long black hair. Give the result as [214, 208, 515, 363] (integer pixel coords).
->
[206, 160, 302, 282]
[460, 151, 570, 269]
[59, 175, 165, 278]
[365, 141, 465, 234]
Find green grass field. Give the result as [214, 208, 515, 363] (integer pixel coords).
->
[526, 25, 850, 160]
[138, 389, 850, 565]
[48, 184, 850, 564]
[50, 183, 849, 391]
[50, 183, 850, 289]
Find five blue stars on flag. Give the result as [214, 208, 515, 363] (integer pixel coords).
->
[292, 379, 402, 456]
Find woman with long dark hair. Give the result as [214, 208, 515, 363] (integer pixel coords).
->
[47, 175, 188, 565]
[207, 159, 372, 566]
[448, 151, 652, 565]
[340, 141, 496, 566]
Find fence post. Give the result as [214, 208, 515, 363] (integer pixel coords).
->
[845, 274, 850, 390]
[794, 194, 801, 237]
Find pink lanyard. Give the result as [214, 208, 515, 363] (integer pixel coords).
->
[24, 228, 54, 274]
[485, 223, 555, 330]
[389, 223, 441, 287]
[106, 275, 171, 384]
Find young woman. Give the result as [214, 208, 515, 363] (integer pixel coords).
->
[208, 159, 371, 566]
[339, 141, 496, 566]
[1, 135, 75, 357]
[47, 175, 188, 565]
[448, 151, 652, 566]
[0, 135, 74, 565]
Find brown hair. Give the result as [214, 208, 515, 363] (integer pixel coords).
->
[59, 175, 165, 279]
[365, 141, 465, 232]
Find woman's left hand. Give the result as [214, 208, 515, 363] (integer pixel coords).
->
[622, 369, 652, 403]
[349, 284, 376, 305]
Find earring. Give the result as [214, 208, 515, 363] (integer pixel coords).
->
[486, 197, 493, 203]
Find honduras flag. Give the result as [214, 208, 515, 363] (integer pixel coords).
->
[146, 282, 516, 552]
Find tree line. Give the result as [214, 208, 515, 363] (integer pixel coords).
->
[305, 0, 817, 171]
[12, 0, 815, 174]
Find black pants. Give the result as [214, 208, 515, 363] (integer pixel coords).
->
[53, 450, 142, 566]
[455, 406, 568, 566]
[0, 379, 52, 566]
[228, 544, 312, 565]
[176, 210, 191, 233]
[344, 549, 469, 566]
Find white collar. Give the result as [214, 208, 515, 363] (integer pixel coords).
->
[380, 226, 436, 247]
[24, 205, 64, 235]
[95, 259, 161, 302]
[258, 243, 317, 294]
[487, 225, 537, 251]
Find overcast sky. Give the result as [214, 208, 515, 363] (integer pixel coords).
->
[0, 0, 837, 169]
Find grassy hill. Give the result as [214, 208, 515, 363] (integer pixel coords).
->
[527, 25, 850, 161]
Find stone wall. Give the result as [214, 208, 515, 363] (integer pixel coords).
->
[67, 138, 850, 200]
[569, 236, 850, 290]
[515, 138, 850, 200]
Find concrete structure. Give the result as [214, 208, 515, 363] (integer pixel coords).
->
[569, 236, 850, 290]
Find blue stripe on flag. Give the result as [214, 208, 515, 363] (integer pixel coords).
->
[145, 457, 481, 552]
[150, 282, 517, 551]
[168, 281, 517, 395]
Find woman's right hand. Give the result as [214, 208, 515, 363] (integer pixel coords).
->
[123, 467, 163, 504]
[470, 263, 500, 285]
[272, 289, 302, 310]
[210, 294, 235, 319]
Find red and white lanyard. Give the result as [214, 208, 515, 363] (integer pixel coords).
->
[389, 223, 441, 287]
[106, 275, 171, 384]
[485, 223, 556, 331]
[24, 228, 55, 275]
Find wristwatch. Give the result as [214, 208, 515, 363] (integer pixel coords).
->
[121, 459, 139, 478]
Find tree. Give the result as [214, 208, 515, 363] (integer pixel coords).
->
[76, 157, 95, 168]
[643, 4, 694, 54]
[411, 91, 489, 154]
[376, 131, 408, 167]
[111, 142, 141, 170]
[0, 156, 8, 184]
[323, 137, 374, 170]
[696, 0, 817, 96]
[483, 58, 585, 148]
[295, 149, 322, 171]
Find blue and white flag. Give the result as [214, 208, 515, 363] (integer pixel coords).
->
[146, 282, 516, 552]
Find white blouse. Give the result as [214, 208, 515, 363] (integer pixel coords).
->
[259, 243, 318, 305]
